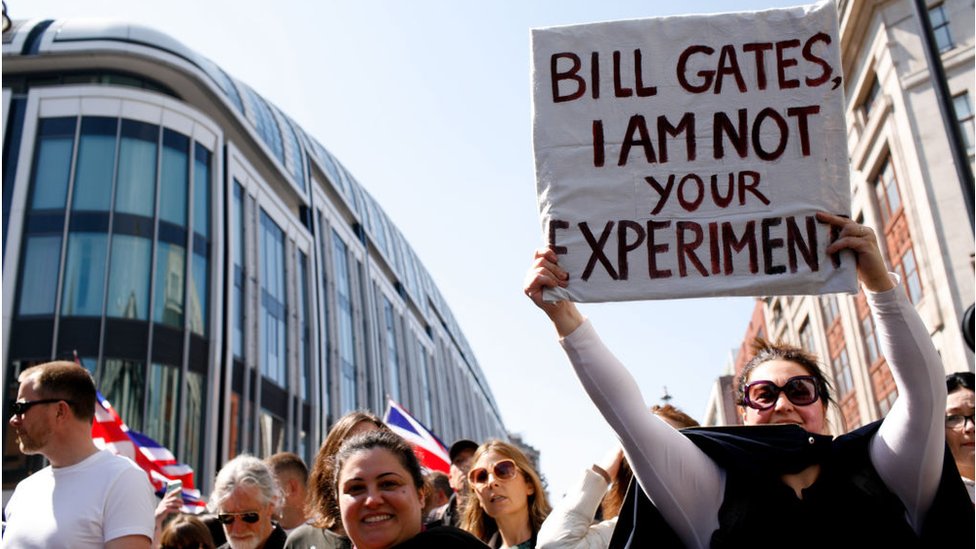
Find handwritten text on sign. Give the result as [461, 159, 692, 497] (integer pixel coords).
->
[532, 1, 856, 302]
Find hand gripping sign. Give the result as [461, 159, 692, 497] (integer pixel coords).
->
[531, 1, 856, 302]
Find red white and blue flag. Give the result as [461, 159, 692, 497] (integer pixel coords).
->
[91, 391, 206, 513]
[383, 398, 451, 474]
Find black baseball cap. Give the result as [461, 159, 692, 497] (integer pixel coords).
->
[449, 439, 479, 463]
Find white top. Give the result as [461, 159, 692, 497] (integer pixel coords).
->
[2, 449, 156, 548]
[559, 280, 945, 548]
[536, 468, 617, 549]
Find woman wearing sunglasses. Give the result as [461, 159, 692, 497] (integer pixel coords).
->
[462, 440, 551, 549]
[332, 429, 487, 549]
[524, 213, 970, 547]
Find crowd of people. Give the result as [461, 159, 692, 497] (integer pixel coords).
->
[3, 214, 973, 548]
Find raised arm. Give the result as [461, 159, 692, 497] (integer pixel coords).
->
[525, 248, 724, 549]
[819, 212, 944, 532]
[535, 449, 618, 549]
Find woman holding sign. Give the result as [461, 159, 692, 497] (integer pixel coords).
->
[524, 213, 971, 547]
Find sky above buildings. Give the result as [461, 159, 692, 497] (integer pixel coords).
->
[12, 0, 810, 497]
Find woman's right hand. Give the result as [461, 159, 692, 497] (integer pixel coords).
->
[523, 247, 585, 336]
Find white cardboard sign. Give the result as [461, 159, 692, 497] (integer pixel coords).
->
[532, 1, 856, 302]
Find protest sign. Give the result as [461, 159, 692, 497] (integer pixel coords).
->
[532, 1, 856, 302]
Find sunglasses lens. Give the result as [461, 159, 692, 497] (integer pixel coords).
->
[11, 402, 25, 414]
[785, 378, 817, 406]
[218, 512, 261, 525]
[494, 460, 517, 480]
[470, 468, 489, 485]
[747, 382, 778, 409]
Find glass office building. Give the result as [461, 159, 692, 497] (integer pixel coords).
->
[2, 19, 508, 492]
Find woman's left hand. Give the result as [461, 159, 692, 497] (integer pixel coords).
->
[817, 212, 894, 292]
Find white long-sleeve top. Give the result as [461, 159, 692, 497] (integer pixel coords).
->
[558, 280, 945, 549]
[536, 468, 617, 549]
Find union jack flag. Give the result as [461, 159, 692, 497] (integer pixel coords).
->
[91, 391, 206, 513]
[383, 398, 451, 474]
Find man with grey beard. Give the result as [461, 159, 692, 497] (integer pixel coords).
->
[211, 454, 287, 549]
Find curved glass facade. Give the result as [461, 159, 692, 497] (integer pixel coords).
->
[2, 18, 507, 493]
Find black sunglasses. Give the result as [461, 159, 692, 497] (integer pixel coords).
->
[743, 375, 820, 411]
[217, 512, 261, 525]
[945, 414, 974, 430]
[11, 398, 72, 415]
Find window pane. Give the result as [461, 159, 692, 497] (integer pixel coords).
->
[189, 252, 208, 336]
[100, 359, 145, 431]
[153, 241, 185, 327]
[18, 235, 62, 315]
[902, 248, 923, 304]
[31, 119, 76, 210]
[145, 363, 180, 454]
[107, 235, 151, 320]
[62, 233, 108, 317]
[260, 212, 286, 385]
[258, 409, 285, 458]
[73, 117, 117, 212]
[298, 251, 310, 400]
[384, 297, 401, 402]
[953, 94, 974, 154]
[183, 371, 205, 476]
[333, 231, 356, 413]
[159, 130, 189, 226]
[193, 144, 211, 238]
[232, 183, 245, 358]
[115, 121, 158, 218]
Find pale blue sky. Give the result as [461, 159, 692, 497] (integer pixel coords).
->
[12, 0, 807, 497]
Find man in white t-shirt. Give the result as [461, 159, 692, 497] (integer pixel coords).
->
[3, 361, 156, 548]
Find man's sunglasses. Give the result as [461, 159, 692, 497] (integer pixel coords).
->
[217, 512, 261, 525]
[468, 459, 519, 486]
[743, 375, 820, 411]
[10, 398, 72, 415]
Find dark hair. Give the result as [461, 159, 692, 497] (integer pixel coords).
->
[735, 338, 833, 410]
[602, 405, 699, 519]
[159, 514, 216, 549]
[332, 430, 424, 503]
[307, 411, 389, 529]
[266, 451, 309, 484]
[19, 361, 97, 422]
[427, 470, 452, 499]
[946, 371, 975, 394]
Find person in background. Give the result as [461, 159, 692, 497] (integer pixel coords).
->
[946, 371, 975, 503]
[159, 515, 216, 549]
[427, 438, 479, 528]
[333, 430, 487, 548]
[3, 361, 155, 548]
[525, 213, 972, 546]
[536, 405, 699, 549]
[284, 411, 388, 549]
[210, 455, 286, 549]
[422, 471, 453, 521]
[153, 485, 186, 547]
[462, 440, 551, 549]
[265, 452, 311, 532]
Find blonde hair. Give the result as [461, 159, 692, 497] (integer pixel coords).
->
[460, 439, 551, 542]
